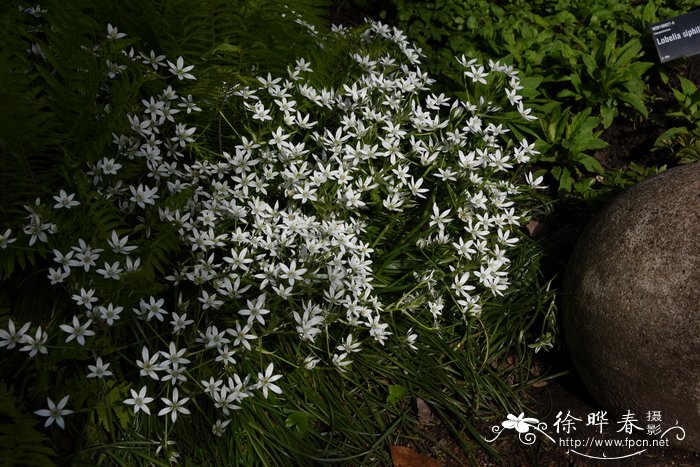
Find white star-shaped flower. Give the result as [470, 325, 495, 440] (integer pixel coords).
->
[124, 386, 154, 415]
[35, 396, 73, 429]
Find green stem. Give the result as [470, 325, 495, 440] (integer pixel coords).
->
[370, 215, 398, 249]
[375, 214, 430, 276]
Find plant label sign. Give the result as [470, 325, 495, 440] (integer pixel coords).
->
[650, 9, 700, 63]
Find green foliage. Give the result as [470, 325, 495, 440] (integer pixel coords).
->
[0, 0, 334, 281]
[0, 1, 142, 282]
[653, 73, 700, 164]
[285, 411, 310, 433]
[536, 106, 608, 195]
[390, 0, 694, 98]
[557, 32, 653, 128]
[386, 384, 408, 405]
[92, 381, 133, 435]
[0, 382, 57, 466]
[600, 162, 668, 191]
[0, 0, 329, 210]
[389, 0, 698, 199]
[666, 76, 700, 124]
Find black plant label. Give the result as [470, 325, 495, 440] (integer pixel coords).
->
[650, 9, 700, 63]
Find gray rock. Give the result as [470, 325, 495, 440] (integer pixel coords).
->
[562, 163, 700, 452]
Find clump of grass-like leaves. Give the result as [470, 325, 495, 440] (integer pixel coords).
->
[0, 6, 555, 465]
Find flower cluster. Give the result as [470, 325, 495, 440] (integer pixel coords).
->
[1, 17, 544, 446]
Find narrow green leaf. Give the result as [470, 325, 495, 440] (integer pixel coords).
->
[603, 31, 617, 62]
[614, 39, 641, 66]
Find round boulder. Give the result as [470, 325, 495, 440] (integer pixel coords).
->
[562, 163, 700, 451]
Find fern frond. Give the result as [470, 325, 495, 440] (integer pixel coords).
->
[0, 382, 57, 467]
[140, 223, 182, 281]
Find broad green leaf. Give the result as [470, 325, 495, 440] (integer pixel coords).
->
[570, 72, 582, 92]
[546, 118, 559, 142]
[518, 76, 543, 97]
[619, 91, 648, 117]
[285, 411, 309, 433]
[574, 177, 599, 197]
[627, 61, 653, 76]
[600, 105, 615, 128]
[672, 87, 688, 104]
[642, 2, 657, 25]
[566, 109, 602, 143]
[386, 384, 407, 405]
[679, 76, 698, 96]
[581, 54, 597, 75]
[557, 89, 578, 99]
[552, 166, 574, 193]
[574, 154, 604, 174]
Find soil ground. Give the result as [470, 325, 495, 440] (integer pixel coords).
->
[472, 355, 700, 467]
[408, 353, 700, 467]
